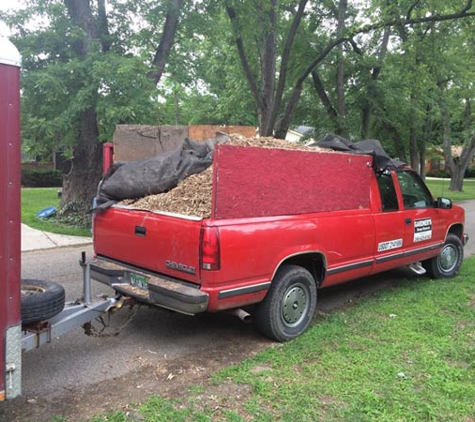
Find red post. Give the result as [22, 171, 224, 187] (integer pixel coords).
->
[0, 37, 22, 400]
[102, 142, 114, 176]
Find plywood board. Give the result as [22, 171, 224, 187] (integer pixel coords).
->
[189, 125, 256, 140]
[113, 125, 189, 162]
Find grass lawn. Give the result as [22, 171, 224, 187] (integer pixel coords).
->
[425, 178, 475, 201]
[21, 188, 91, 237]
[88, 257, 475, 422]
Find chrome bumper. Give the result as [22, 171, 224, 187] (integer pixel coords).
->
[89, 257, 209, 315]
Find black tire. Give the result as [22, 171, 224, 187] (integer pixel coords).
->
[422, 234, 464, 278]
[255, 265, 317, 342]
[21, 279, 65, 325]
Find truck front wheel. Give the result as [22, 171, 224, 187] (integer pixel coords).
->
[255, 265, 317, 342]
[422, 234, 464, 278]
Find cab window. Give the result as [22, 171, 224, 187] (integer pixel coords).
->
[376, 170, 399, 212]
[396, 170, 433, 209]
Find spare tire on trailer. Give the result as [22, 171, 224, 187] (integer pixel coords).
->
[21, 279, 65, 325]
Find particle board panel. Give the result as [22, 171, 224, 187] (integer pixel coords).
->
[212, 145, 373, 219]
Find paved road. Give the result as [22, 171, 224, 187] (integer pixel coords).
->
[4, 200, 474, 421]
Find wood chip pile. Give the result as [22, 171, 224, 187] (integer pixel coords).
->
[121, 135, 328, 218]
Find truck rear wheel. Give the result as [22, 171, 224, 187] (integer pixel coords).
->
[422, 234, 464, 278]
[21, 279, 65, 325]
[255, 264, 317, 342]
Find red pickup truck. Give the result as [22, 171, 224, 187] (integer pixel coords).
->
[90, 143, 467, 341]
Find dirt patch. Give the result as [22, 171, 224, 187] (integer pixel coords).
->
[121, 135, 329, 218]
[1, 337, 270, 422]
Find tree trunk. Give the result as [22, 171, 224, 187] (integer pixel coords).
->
[226, 0, 307, 137]
[61, 108, 103, 207]
[149, 0, 183, 85]
[61, 0, 104, 207]
[441, 97, 475, 191]
[408, 90, 419, 172]
[311, 70, 343, 134]
[361, 27, 390, 138]
[383, 121, 406, 162]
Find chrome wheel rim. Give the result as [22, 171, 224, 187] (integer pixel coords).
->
[438, 244, 459, 273]
[21, 285, 46, 297]
[282, 282, 309, 327]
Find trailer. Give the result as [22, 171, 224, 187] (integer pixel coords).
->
[0, 37, 120, 402]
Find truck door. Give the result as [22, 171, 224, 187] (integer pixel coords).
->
[372, 169, 409, 273]
[395, 169, 445, 260]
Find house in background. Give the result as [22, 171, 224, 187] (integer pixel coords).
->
[285, 126, 316, 144]
[425, 146, 470, 176]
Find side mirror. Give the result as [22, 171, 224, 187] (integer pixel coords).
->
[435, 197, 452, 209]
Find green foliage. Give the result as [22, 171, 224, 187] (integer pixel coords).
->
[3, 0, 475, 175]
[21, 168, 62, 187]
[54, 199, 92, 230]
[2, 0, 162, 161]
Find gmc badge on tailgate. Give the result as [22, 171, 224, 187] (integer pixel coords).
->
[166, 260, 196, 275]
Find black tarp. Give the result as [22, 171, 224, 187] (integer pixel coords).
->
[312, 134, 405, 170]
[95, 135, 228, 210]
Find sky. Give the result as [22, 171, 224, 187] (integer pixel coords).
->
[0, 2, 24, 38]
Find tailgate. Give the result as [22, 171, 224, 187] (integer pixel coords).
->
[93, 206, 203, 283]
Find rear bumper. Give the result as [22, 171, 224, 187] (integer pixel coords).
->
[89, 257, 209, 315]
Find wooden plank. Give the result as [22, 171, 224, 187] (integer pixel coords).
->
[158, 125, 189, 154]
[212, 145, 373, 219]
[113, 125, 189, 162]
[189, 125, 256, 140]
[113, 125, 159, 162]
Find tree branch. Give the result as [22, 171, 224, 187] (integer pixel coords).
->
[268, 0, 308, 134]
[150, 0, 183, 85]
[97, 0, 111, 52]
[225, 2, 262, 110]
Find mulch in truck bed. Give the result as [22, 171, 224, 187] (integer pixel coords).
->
[121, 135, 328, 218]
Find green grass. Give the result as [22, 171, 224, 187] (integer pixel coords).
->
[425, 178, 475, 201]
[87, 257, 475, 422]
[21, 188, 91, 237]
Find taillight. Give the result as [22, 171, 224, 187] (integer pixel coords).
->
[200, 226, 220, 271]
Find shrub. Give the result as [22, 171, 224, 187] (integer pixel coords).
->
[21, 169, 62, 187]
[54, 200, 92, 229]
[426, 169, 451, 178]
[465, 166, 475, 178]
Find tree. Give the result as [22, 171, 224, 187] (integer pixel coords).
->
[2, 0, 184, 215]
[223, 0, 475, 139]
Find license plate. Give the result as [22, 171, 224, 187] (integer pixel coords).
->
[129, 272, 148, 290]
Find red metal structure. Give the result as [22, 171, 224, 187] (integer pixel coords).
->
[102, 142, 114, 176]
[0, 37, 22, 401]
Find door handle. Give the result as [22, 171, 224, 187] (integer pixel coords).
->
[405, 218, 412, 225]
[135, 226, 146, 236]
